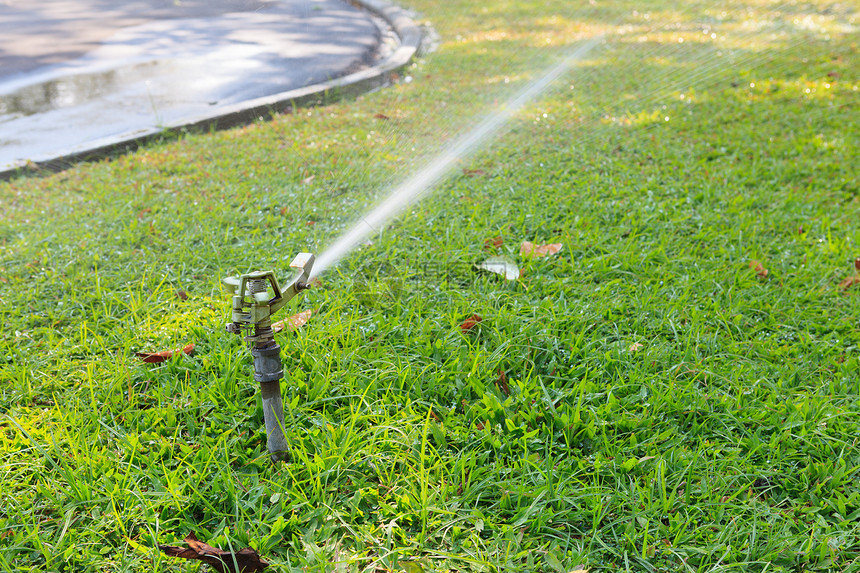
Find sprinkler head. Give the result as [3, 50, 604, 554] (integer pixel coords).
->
[223, 252, 315, 346]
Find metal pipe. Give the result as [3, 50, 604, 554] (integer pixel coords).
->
[260, 381, 288, 461]
[252, 341, 288, 461]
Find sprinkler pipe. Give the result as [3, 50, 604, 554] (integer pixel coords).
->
[224, 253, 314, 462]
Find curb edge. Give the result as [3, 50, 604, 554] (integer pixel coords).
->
[0, 0, 423, 181]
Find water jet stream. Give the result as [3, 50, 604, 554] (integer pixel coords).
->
[312, 36, 603, 277]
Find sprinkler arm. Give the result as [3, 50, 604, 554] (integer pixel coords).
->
[278, 252, 315, 310]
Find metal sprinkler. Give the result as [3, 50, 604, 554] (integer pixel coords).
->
[224, 253, 314, 462]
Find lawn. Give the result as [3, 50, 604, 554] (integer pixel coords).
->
[0, 0, 858, 571]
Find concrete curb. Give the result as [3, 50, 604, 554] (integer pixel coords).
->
[0, 0, 423, 181]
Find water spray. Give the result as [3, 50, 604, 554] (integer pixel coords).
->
[223, 252, 314, 462]
[312, 37, 602, 276]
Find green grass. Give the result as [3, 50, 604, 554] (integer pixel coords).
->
[1, 0, 859, 571]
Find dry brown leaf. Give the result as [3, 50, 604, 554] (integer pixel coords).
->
[135, 343, 195, 364]
[839, 276, 860, 292]
[483, 236, 504, 251]
[160, 532, 269, 572]
[460, 314, 482, 333]
[629, 342, 644, 352]
[462, 168, 487, 177]
[855, 257, 860, 272]
[749, 260, 768, 279]
[272, 309, 313, 333]
[176, 290, 188, 301]
[373, 113, 390, 120]
[496, 369, 510, 395]
[520, 241, 563, 258]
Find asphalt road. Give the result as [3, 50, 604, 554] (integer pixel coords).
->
[0, 0, 384, 169]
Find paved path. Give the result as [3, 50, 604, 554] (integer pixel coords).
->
[0, 0, 385, 170]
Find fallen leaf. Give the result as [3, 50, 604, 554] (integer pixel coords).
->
[628, 342, 644, 352]
[483, 236, 504, 251]
[749, 260, 768, 279]
[272, 309, 313, 333]
[280, 206, 288, 216]
[855, 257, 860, 272]
[496, 369, 509, 395]
[460, 314, 482, 332]
[176, 290, 188, 301]
[839, 276, 860, 292]
[569, 569, 589, 573]
[520, 241, 563, 258]
[478, 256, 520, 280]
[159, 532, 269, 573]
[462, 168, 487, 177]
[135, 343, 195, 363]
[302, 175, 315, 185]
[373, 113, 390, 120]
